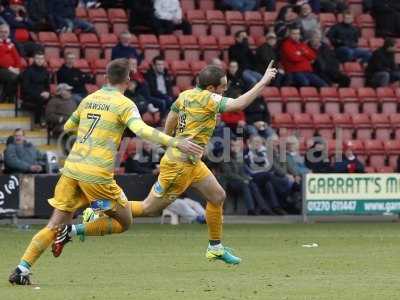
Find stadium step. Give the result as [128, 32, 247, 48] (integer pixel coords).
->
[0, 129, 47, 146]
[0, 104, 29, 117]
[0, 143, 61, 155]
[0, 116, 31, 130]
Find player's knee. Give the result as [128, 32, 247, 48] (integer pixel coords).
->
[214, 188, 226, 204]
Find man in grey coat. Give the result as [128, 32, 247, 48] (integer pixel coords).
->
[4, 128, 46, 173]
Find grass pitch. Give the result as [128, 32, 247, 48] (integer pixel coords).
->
[1, 223, 400, 300]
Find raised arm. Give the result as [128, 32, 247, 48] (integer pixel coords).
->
[224, 60, 277, 112]
[164, 110, 179, 136]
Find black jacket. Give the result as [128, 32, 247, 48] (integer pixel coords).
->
[244, 97, 271, 125]
[26, 0, 48, 24]
[56, 64, 93, 95]
[226, 70, 246, 94]
[313, 43, 342, 84]
[366, 47, 397, 79]
[305, 149, 332, 173]
[22, 64, 50, 101]
[327, 22, 360, 48]
[255, 43, 278, 74]
[144, 68, 173, 98]
[372, 0, 400, 37]
[228, 41, 256, 70]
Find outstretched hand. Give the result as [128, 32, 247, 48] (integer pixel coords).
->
[260, 60, 278, 86]
[175, 137, 204, 157]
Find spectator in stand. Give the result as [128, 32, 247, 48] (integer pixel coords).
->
[226, 60, 246, 94]
[310, 31, 350, 87]
[305, 139, 332, 173]
[282, 136, 311, 179]
[260, 0, 276, 11]
[45, 83, 77, 136]
[111, 31, 141, 62]
[0, 0, 33, 39]
[327, 10, 372, 63]
[0, 22, 20, 103]
[289, 0, 320, 13]
[280, 26, 327, 87]
[366, 38, 400, 88]
[145, 55, 174, 109]
[219, 139, 271, 215]
[222, 0, 259, 12]
[47, 0, 95, 33]
[26, 0, 49, 31]
[126, 0, 157, 33]
[57, 52, 94, 103]
[320, 0, 348, 13]
[228, 30, 262, 87]
[153, 0, 192, 35]
[21, 51, 50, 126]
[298, 2, 321, 41]
[244, 135, 288, 215]
[274, 5, 299, 40]
[124, 141, 161, 175]
[255, 31, 283, 86]
[4, 128, 46, 174]
[244, 96, 272, 137]
[333, 141, 365, 173]
[371, 0, 400, 38]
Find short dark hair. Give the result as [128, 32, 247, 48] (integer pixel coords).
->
[384, 38, 396, 49]
[198, 65, 226, 89]
[342, 9, 352, 16]
[152, 55, 164, 64]
[34, 50, 44, 56]
[235, 30, 246, 39]
[106, 58, 130, 85]
[288, 24, 300, 32]
[14, 128, 23, 134]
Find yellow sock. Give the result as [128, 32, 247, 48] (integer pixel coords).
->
[21, 227, 56, 267]
[83, 217, 125, 236]
[206, 201, 223, 241]
[130, 201, 144, 217]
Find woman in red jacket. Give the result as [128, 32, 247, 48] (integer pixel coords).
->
[280, 26, 327, 87]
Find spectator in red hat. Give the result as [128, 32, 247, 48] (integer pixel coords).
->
[0, 22, 20, 102]
[280, 25, 327, 87]
[333, 141, 365, 173]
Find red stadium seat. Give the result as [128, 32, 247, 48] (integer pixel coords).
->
[91, 59, 108, 73]
[88, 8, 108, 22]
[76, 7, 87, 19]
[99, 33, 118, 60]
[218, 36, 235, 62]
[378, 87, 397, 114]
[352, 113, 372, 139]
[356, 14, 375, 28]
[343, 62, 364, 76]
[159, 35, 180, 61]
[312, 114, 333, 139]
[38, 32, 60, 58]
[79, 33, 101, 61]
[369, 38, 384, 50]
[331, 113, 353, 140]
[357, 87, 378, 113]
[390, 114, 400, 139]
[357, 37, 368, 49]
[206, 10, 226, 36]
[293, 113, 315, 139]
[272, 114, 295, 136]
[198, 36, 220, 63]
[262, 87, 282, 114]
[186, 10, 208, 36]
[74, 59, 91, 72]
[225, 11, 246, 36]
[112, 23, 128, 36]
[172, 85, 181, 98]
[59, 32, 80, 58]
[384, 140, 400, 167]
[347, 139, 365, 155]
[361, 28, 375, 39]
[170, 61, 192, 89]
[263, 12, 277, 25]
[139, 34, 160, 61]
[300, 87, 321, 114]
[244, 11, 264, 37]
[179, 35, 201, 61]
[365, 166, 376, 173]
[48, 58, 64, 73]
[181, 0, 195, 12]
[190, 61, 207, 75]
[319, 13, 336, 27]
[281, 87, 302, 114]
[320, 87, 340, 114]
[365, 140, 385, 168]
[371, 113, 392, 141]
[107, 8, 128, 23]
[198, 0, 215, 10]
[376, 166, 394, 173]
[339, 87, 359, 114]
